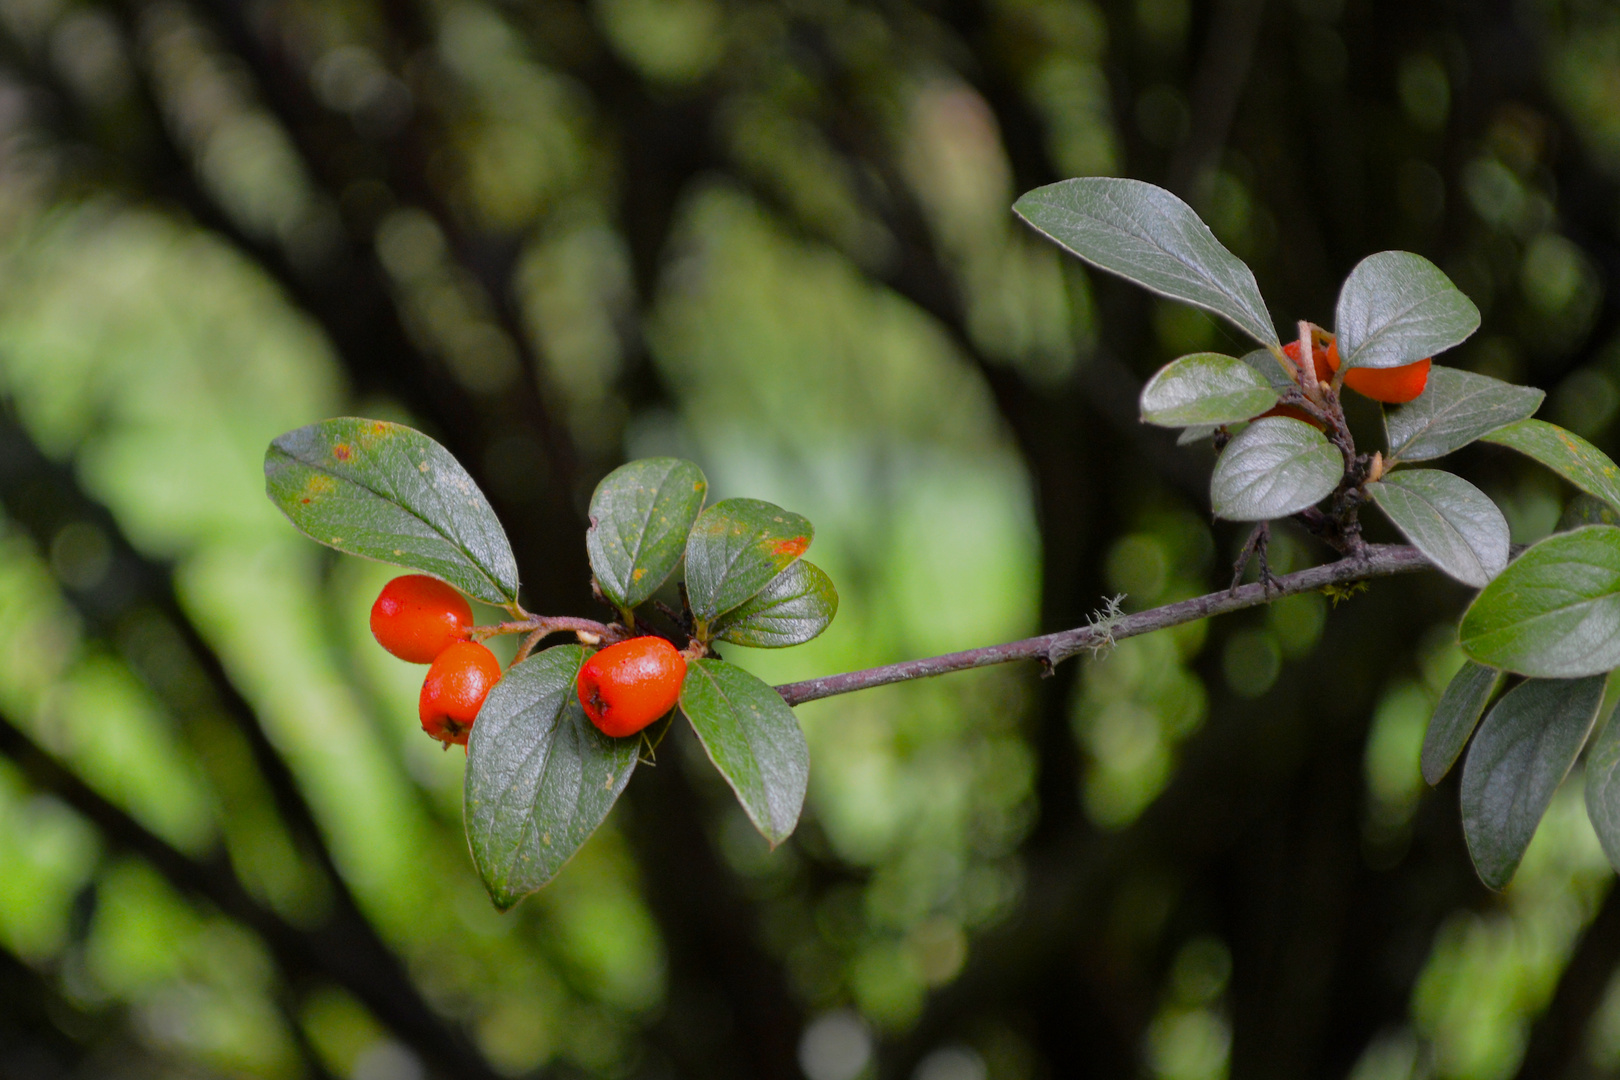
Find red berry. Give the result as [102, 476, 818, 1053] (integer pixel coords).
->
[419, 641, 502, 746]
[371, 575, 474, 663]
[1325, 340, 1431, 404]
[576, 637, 687, 739]
[1282, 337, 1431, 404]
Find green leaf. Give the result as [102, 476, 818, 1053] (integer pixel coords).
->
[1334, 251, 1481, 369]
[1209, 416, 1342, 521]
[464, 645, 639, 910]
[1459, 526, 1620, 678]
[685, 498, 814, 628]
[1421, 661, 1503, 785]
[1383, 367, 1544, 463]
[1582, 705, 1620, 874]
[712, 560, 838, 648]
[1013, 178, 1278, 348]
[1139, 352, 1280, 427]
[1483, 418, 1620, 515]
[1366, 470, 1509, 588]
[679, 658, 808, 845]
[265, 419, 521, 606]
[1241, 348, 1298, 392]
[586, 458, 708, 610]
[1176, 424, 1220, 445]
[1461, 674, 1605, 889]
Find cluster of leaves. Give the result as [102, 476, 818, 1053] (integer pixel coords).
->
[265, 421, 837, 909]
[1017, 177, 1620, 889]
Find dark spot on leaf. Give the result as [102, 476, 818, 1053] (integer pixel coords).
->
[301, 498, 311, 504]
[334, 444, 353, 461]
[772, 536, 809, 558]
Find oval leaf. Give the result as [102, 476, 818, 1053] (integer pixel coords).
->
[1367, 470, 1509, 588]
[712, 560, 838, 648]
[464, 645, 639, 910]
[1384, 366, 1544, 463]
[1139, 352, 1280, 427]
[1461, 674, 1605, 889]
[1421, 661, 1503, 785]
[1013, 178, 1278, 348]
[1209, 416, 1342, 521]
[586, 458, 708, 610]
[1335, 251, 1481, 370]
[685, 498, 814, 628]
[680, 658, 808, 846]
[265, 418, 520, 606]
[1583, 705, 1620, 874]
[1483, 418, 1620, 515]
[1459, 525, 1620, 677]
[1241, 348, 1299, 392]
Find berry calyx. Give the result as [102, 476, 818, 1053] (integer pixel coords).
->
[576, 637, 687, 739]
[371, 575, 474, 664]
[420, 640, 503, 746]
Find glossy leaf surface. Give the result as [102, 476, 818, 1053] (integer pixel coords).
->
[1014, 178, 1278, 347]
[586, 458, 708, 610]
[266, 418, 520, 605]
[712, 560, 838, 648]
[1366, 469, 1509, 588]
[680, 658, 808, 846]
[465, 646, 639, 909]
[1484, 419, 1620, 514]
[1139, 352, 1279, 427]
[1461, 674, 1604, 889]
[1421, 661, 1503, 785]
[1334, 251, 1481, 369]
[1383, 367, 1543, 463]
[1460, 526, 1620, 677]
[1209, 416, 1342, 521]
[685, 498, 814, 626]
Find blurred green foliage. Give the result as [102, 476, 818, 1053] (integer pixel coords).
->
[0, 0, 1619, 1078]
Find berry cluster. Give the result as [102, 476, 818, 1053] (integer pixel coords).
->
[370, 574, 688, 746]
[370, 574, 501, 746]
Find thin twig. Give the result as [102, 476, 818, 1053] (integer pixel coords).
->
[775, 544, 1432, 706]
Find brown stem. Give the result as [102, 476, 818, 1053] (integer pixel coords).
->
[774, 544, 1432, 706]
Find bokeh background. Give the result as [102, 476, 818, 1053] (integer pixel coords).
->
[0, 0, 1618, 1077]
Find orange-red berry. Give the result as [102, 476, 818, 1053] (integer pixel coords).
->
[1282, 337, 1431, 405]
[576, 637, 687, 739]
[419, 640, 502, 746]
[1324, 340, 1431, 404]
[370, 575, 474, 664]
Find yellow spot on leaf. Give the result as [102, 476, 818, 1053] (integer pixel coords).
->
[632, 568, 647, 582]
